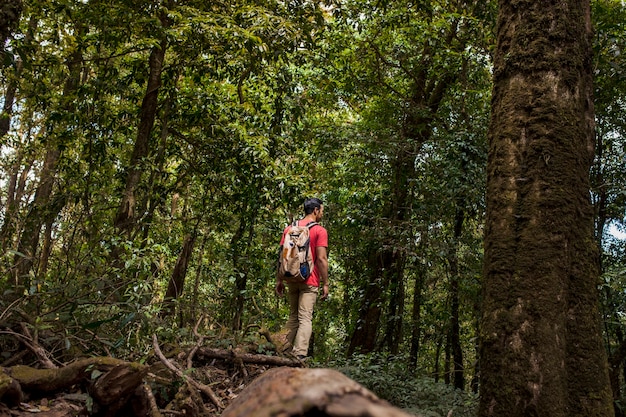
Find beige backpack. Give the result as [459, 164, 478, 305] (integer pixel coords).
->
[277, 222, 318, 283]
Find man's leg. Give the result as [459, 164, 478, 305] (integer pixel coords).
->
[292, 284, 318, 357]
[285, 284, 300, 346]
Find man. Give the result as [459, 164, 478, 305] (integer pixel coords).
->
[275, 197, 329, 359]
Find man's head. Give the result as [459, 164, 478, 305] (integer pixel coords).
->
[304, 197, 324, 220]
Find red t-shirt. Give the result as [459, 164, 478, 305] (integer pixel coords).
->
[280, 219, 328, 287]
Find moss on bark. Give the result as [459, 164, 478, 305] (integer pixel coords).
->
[479, 0, 613, 416]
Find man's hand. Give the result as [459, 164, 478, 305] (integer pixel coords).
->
[275, 280, 285, 297]
[320, 283, 329, 301]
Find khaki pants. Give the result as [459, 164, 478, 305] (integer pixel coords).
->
[286, 282, 318, 357]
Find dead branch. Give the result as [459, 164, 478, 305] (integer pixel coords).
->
[196, 346, 303, 367]
[258, 327, 275, 345]
[138, 383, 163, 417]
[152, 334, 224, 410]
[187, 315, 205, 369]
[20, 322, 57, 369]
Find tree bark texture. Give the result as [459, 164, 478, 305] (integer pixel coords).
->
[220, 367, 417, 417]
[479, 0, 613, 416]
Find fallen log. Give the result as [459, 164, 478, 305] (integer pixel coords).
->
[220, 367, 419, 417]
[5, 356, 146, 393]
[0, 357, 147, 414]
[196, 347, 303, 367]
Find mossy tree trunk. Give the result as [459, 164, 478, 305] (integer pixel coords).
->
[479, 0, 613, 416]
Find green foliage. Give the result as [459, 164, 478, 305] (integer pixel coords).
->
[591, 0, 626, 234]
[0, 0, 623, 406]
[328, 353, 478, 416]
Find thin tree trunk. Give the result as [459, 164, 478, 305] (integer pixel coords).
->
[11, 42, 82, 289]
[347, 14, 462, 353]
[139, 92, 174, 246]
[348, 249, 395, 355]
[231, 211, 256, 331]
[433, 337, 442, 383]
[348, 146, 414, 355]
[383, 263, 405, 355]
[479, 0, 613, 415]
[191, 235, 208, 324]
[444, 331, 451, 385]
[12, 147, 60, 288]
[114, 38, 167, 236]
[448, 206, 465, 390]
[0, 152, 33, 252]
[409, 259, 425, 369]
[161, 232, 197, 318]
[37, 193, 66, 277]
[0, 60, 19, 139]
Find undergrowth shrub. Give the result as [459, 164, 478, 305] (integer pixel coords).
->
[326, 353, 477, 417]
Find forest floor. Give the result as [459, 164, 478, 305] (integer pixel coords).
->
[0, 329, 303, 417]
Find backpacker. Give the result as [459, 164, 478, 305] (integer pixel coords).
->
[277, 221, 318, 283]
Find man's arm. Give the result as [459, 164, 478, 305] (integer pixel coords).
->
[316, 246, 329, 300]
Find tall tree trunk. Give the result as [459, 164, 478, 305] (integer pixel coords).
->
[348, 236, 402, 355]
[433, 336, 443, 383]
[448, 206, 465, 390]
[12, 147, 60, 288]
[0, 59, 19, 139]
[230, 214, 247, 331]
[409, 258, 425, 369]
[114, 38, 167, 236]
[109, 14, 169, 300]
[479, 0, 613, 415]
[139, 94, 173, 246]
[0, 152, 33, 252]
[383, 264, 404, 355]
[346, 8, 463, 355]
[11, 44, 81, 289]
[444, 332, 451, 385]
[347, 147, 413, 355]
[190, 235, 208, 324]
